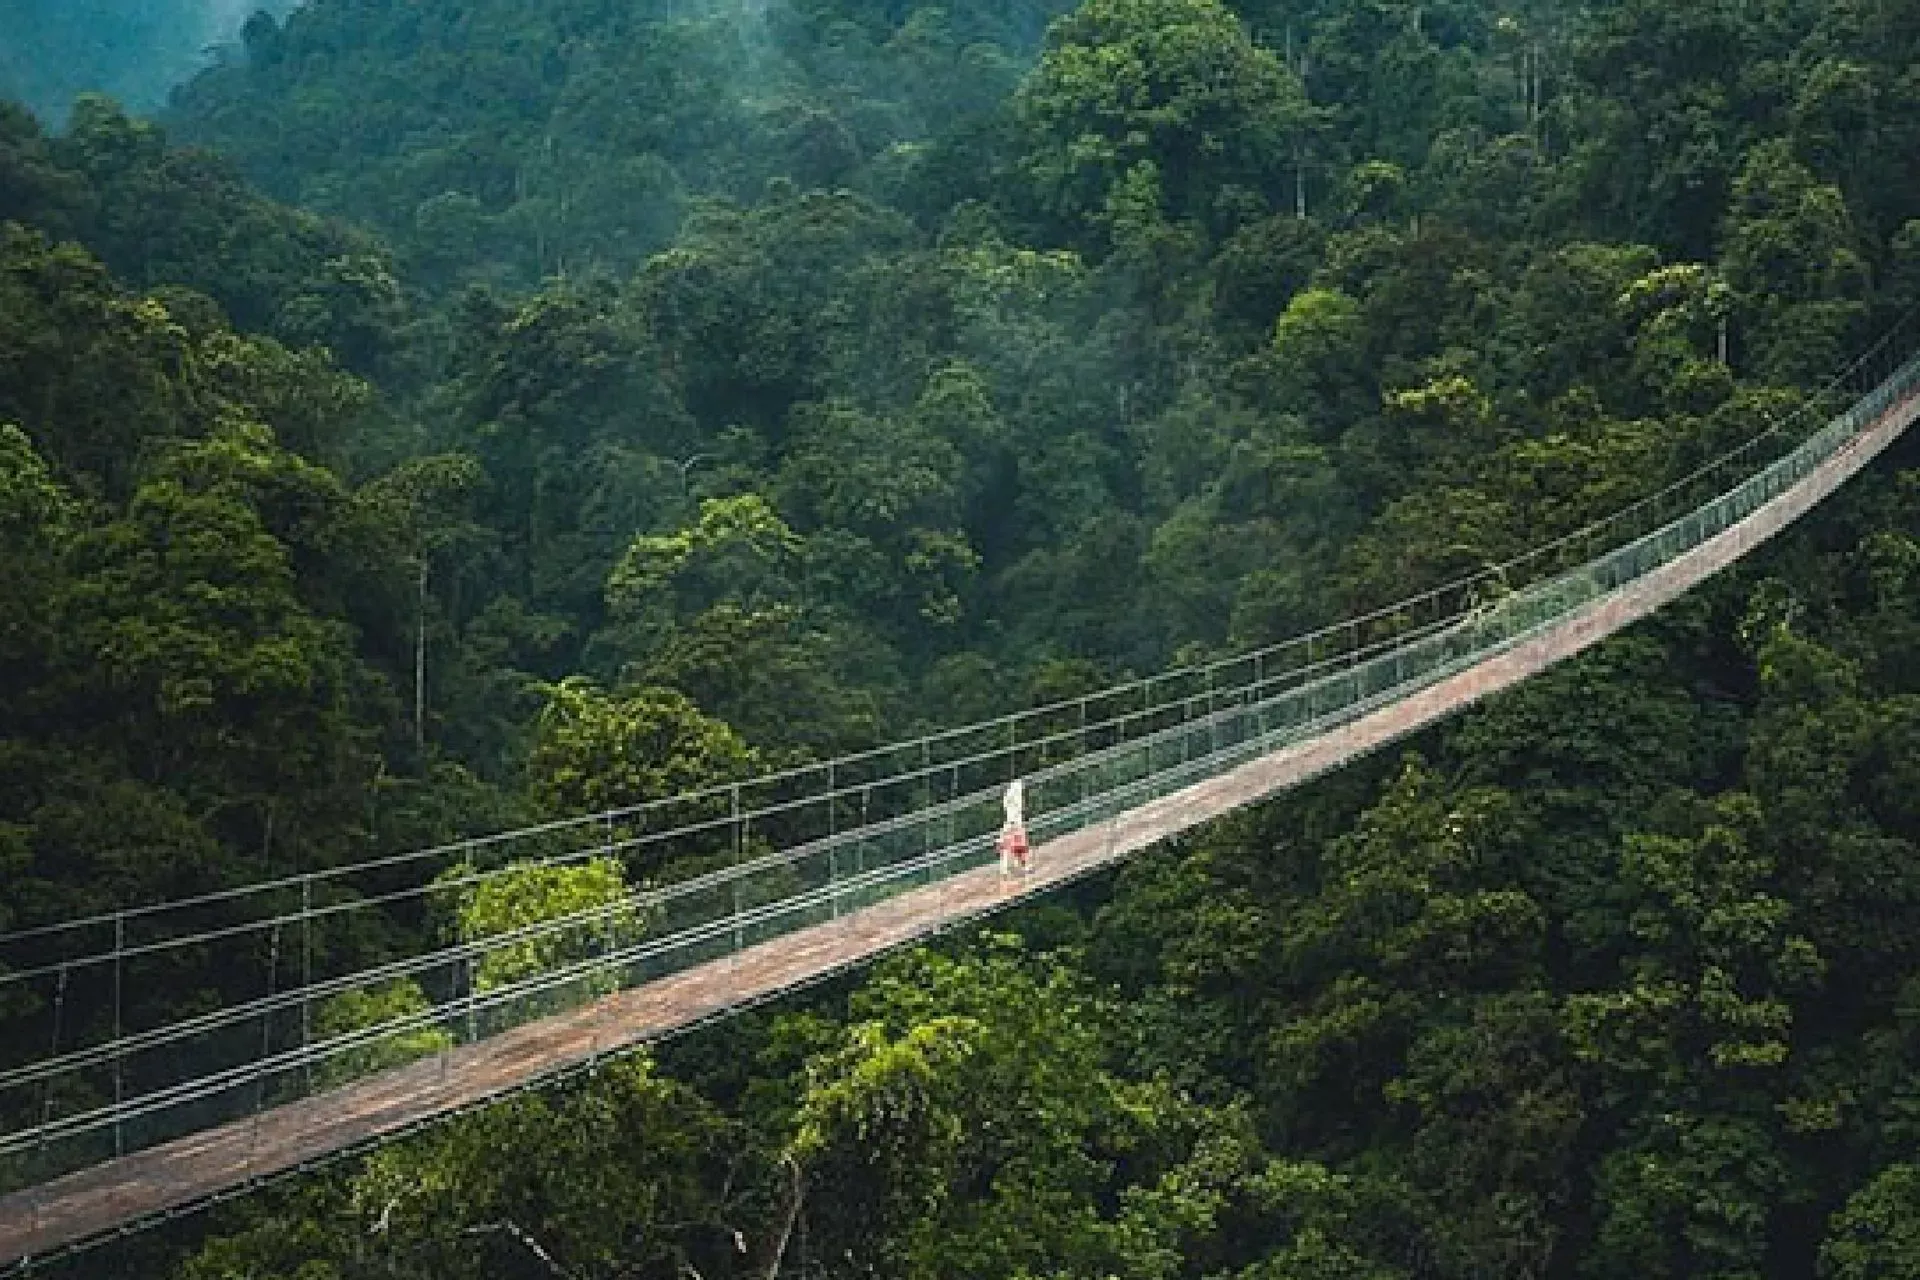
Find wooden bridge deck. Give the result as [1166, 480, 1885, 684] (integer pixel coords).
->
[2, 387, 1913, 1266]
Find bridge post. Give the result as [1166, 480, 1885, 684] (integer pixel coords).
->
[1304, 630, 1318, 721]
[39, 963, 66, 1185]
[461, 844, 479, 1046]
[1077, 698, 1088, 814]
[731, 785, 743, 961]
[257, 923, 281, 1121]
[829, 760, 839, 919]
[1207, 666, 1219, 762]
[1253, 650, 1268, 743]
[949, 764, 961, 874]
[112, 912, 124, 1159]
[1178, 689, 1191, 774]
[1139, 698, 1154, 792]
[301, 875, 313, 1096]
[741, 798, 753, 939]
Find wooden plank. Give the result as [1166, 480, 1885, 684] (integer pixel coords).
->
[2, 387, 1913, 1266]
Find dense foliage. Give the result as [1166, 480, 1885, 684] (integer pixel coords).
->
[4, 0, 1920, 1275]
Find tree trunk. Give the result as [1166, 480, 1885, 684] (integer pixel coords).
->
[415, 558, 429, 753]
[752, 1155, 804, 1280]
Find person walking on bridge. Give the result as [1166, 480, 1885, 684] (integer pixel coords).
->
[998, 779, 1030, 878]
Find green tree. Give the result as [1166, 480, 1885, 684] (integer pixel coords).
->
[526, 677, 759, 821]
[312, 979, 453, 1088]
[180, 1058, 777, 1280]
[438, 856, 642, 996]
[0, 423, 71, 712]
[1821, 1164, 1920, 1280]
[1015, 0, 1311, 243]
[1720, 139, 1869, 384]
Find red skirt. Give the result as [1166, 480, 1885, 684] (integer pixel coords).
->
[998, 823, 1029, 867]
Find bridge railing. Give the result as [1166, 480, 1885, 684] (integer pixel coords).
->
[0, 316, 1901, 996]
[3, 318, 1918, 1199]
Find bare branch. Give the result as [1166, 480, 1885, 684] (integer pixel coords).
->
[751, 1154, 805, 1280]
[463, 1219, 579, 1279]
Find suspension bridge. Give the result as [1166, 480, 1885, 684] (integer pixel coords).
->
[3, 323, 1920, 1266]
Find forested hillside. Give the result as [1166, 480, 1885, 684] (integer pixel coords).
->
[4, 0, 1920, 1275]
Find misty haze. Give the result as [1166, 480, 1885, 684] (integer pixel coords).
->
[0, 0, 297, 118]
